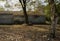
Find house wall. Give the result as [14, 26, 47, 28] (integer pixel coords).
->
[28, 15, 46, 24]
[0, 14, 14, 24]
[0, 14, 46, 24]
[14, 15, 46, 24]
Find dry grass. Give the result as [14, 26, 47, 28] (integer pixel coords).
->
[0, 25, 60, 41]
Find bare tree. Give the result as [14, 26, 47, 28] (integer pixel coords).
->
[19, 0, 30, 24]
[48, 0, 58, 39]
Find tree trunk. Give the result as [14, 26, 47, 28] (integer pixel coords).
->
[19, 0, 29, 24]
[48, 0, 58, 38]
[50, 15, 58, 38]
[23, 6, 29, 24]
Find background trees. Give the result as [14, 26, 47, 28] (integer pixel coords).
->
[0, 0, 60, 24]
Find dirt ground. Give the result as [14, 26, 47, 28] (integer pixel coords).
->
[0, 24, 60, 41]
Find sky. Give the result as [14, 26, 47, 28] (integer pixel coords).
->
[0, 0, 47, 11]
[0, 0, 20, 11]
